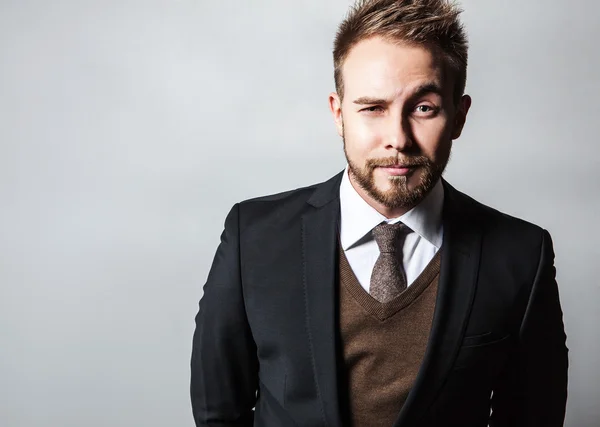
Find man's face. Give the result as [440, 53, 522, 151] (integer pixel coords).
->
[329, 36, 471, 214]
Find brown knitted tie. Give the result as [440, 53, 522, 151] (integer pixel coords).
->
[370, 222, 410, 303]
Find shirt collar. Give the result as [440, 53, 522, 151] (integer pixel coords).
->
[339, 165, 444, 250]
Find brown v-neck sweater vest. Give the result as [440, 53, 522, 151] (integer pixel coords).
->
[338, 243, 441, 427]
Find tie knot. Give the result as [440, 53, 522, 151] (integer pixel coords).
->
[372, 222, 410, 253]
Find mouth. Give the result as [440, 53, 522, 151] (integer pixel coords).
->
[377, 164, 418, 176]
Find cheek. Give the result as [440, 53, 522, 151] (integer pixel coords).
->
[344, 117, 381, 152]
[412, 120, 452, 157]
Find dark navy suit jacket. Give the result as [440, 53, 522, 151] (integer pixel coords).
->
[190, 171, 569, 427]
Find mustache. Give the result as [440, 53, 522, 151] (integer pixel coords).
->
[365, 156, 430, 168]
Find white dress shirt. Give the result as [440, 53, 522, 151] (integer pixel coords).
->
[339, 165, 445, 293]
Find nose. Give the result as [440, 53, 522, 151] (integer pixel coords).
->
[385, 113, 413, 152]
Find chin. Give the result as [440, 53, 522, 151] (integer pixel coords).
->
[387, 171, 420, 187]
[374, 176, 400, 193]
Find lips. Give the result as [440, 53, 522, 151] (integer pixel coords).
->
[378, 165, 416, 176]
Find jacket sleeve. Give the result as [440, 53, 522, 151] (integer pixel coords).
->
[190, 203, 258, 427]
[489, 229, 569, 426]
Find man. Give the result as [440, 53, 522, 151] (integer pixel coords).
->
[190, 0, 569, 426]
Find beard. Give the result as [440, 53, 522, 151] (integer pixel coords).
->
[343, 137, 450, 210]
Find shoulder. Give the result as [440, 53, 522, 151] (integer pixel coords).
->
[453, 184, 544, 230]
[444, 181, 549, 258]
[232, 171, 343, 231]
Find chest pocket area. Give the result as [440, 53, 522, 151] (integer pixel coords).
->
[453, 333, 513, 372]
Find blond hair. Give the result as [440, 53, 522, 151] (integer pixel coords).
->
[333, 0, 468, 103]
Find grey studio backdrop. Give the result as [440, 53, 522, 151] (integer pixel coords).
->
[0, 1, 598, 426]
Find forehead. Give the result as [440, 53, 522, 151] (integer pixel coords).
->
[342, 36, 449, 98]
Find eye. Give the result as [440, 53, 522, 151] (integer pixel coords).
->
[414, 104, 439, 116]
[361, 106, 384, 113]
[416, 105, 433, 113]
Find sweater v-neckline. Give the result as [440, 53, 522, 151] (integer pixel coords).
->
[338, 244, 442, 321]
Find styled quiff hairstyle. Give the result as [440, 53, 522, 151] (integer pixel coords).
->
[333, 0, 468, 104]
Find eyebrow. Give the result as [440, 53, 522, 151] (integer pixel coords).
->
[352, 83, 444, 105]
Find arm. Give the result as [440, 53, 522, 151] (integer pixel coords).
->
[489, 229, 569, 426]
[190, 203, 258, 427]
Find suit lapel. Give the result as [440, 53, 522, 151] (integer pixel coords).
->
[300, 172, 344, 427]
[298, 173, 482, 427]
[393, 179, 484, 426]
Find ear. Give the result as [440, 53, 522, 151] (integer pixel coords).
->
[451, 94, 472, 140]
[328, 92, 344, 137]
